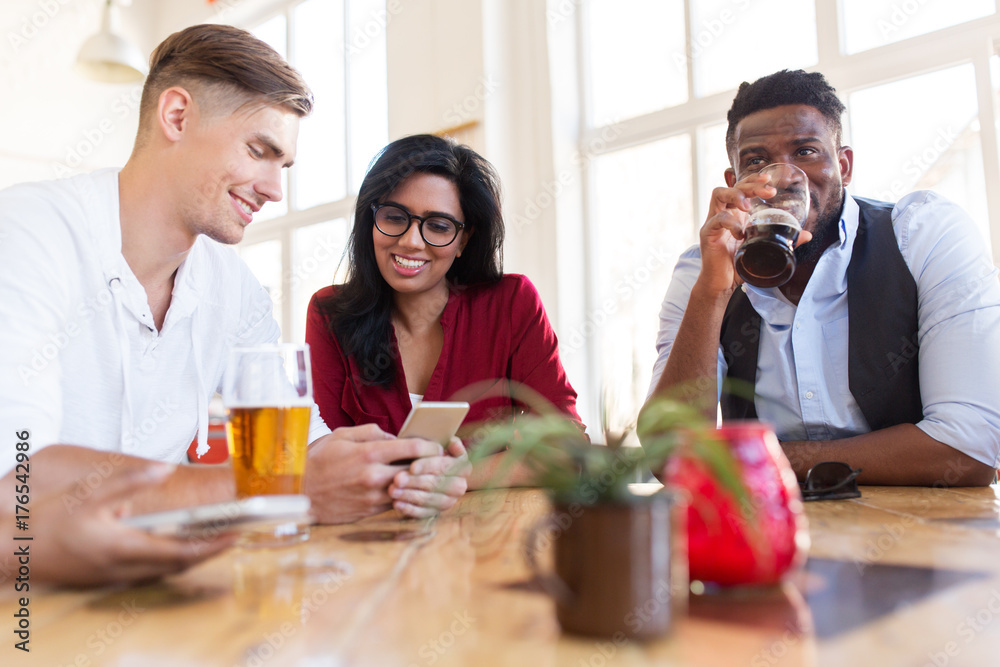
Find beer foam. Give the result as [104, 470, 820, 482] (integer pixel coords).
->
[750, 207, 801, 228]
[224, 399, 314, 409]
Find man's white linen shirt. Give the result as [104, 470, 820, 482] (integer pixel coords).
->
[0, 170, 330, 475]
[648, 191, 1000, 467]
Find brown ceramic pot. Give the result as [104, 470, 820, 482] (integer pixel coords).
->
[525, 492, 681, 640]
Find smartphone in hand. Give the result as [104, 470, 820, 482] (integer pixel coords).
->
[393, 401, 470, 465]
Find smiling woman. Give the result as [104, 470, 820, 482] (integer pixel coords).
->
[305, 135, 586, 489]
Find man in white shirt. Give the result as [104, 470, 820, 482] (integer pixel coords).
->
[0, 24, 469, 540]
[646, 69, 1000, 486]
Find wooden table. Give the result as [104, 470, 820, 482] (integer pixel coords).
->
[6, 485, 1000, 666]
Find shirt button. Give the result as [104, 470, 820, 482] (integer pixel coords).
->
[794, 322, 801, 330]
[805, 391, 814, 399]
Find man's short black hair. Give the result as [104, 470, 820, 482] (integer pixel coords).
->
[725, 69, 846, 160]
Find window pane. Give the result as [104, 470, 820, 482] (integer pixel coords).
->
[294, 0, 348, 209]
[252, 14, 287, 58]
[848, 64, 989, 243]
[585, 0, 687, 126]
[690, 0, 817, 98]
[589, 136, 695, 416]
[992, 55, 1000, 200]
[239, 240, 284, 341]
[291, 220, 349, 343]
[251, 15, 290, 218]
[348, 0, 389, 191]
[697, 122, 731, 223]
[842, 0, 995, 54]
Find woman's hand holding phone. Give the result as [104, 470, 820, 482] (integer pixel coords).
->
[390, 436, 473, 519]
[335, 401, 469, 519]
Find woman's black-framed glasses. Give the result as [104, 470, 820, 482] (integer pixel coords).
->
[372, 203, 465, 247]
[799, 461, 862, 501]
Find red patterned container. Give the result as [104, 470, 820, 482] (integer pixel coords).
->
[665, 422, 808, 586]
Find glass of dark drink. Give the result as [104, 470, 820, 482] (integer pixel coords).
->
[733, 163, 809, 288]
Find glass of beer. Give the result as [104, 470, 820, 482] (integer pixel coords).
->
[222, 344, 313, 546]
[733, 163, 810, 288]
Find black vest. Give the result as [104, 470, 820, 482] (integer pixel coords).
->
[719, 197, 924, 430]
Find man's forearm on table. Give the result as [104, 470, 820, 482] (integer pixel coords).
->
[3, 444, 235, 512]
[781, 423, 996, 486]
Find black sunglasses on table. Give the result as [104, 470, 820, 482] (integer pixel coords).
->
[799, 461, 862, 501]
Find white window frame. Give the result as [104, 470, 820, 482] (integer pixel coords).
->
[571, 2, 1000, 422]
[237, 0, 385, 341]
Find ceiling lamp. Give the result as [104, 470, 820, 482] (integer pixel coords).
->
[75, 0, 147, 83]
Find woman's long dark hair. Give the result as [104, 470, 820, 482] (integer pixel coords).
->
[318, 134, 505, 386]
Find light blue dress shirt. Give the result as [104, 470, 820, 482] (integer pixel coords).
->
[649, 191, 1000, 467]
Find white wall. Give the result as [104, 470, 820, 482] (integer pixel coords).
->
[0, 0, 316, 191]
[0, 0, 155, 188]
[384, 0, 564, 325]
[384, 0, 591, 422]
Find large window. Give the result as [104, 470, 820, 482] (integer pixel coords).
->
[238, 0, 388, 342]
[574, 0, 1000, 421]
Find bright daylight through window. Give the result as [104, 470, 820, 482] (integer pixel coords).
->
[239, 0, 388, 344]
[577, 0, 1000, 420]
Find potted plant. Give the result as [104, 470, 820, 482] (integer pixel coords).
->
[468, 393, 745, 640]
[469, 390, 807, 640]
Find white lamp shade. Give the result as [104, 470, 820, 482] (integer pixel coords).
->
[75, 1, 147, 84]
